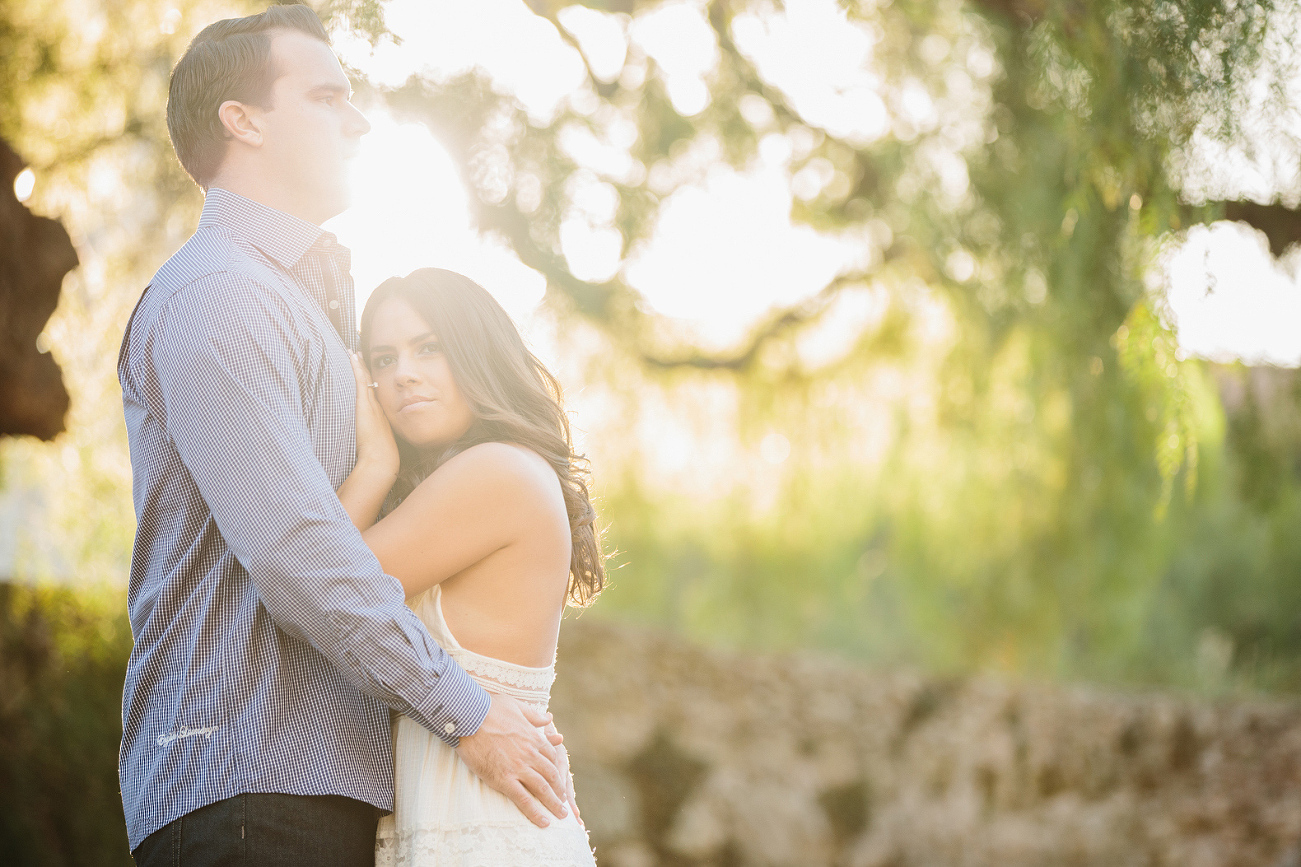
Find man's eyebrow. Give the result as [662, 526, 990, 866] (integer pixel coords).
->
[308, 82, 352, 98]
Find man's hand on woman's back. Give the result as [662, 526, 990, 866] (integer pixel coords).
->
[455, 692, 569, 828]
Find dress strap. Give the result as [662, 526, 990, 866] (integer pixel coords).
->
[419, 586, 556, 710]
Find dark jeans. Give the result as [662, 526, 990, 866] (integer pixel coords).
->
[132, 793, 382, 867]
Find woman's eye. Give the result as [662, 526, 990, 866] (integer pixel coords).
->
[419, 342, 442, 355]
[372, 355, 394, 369]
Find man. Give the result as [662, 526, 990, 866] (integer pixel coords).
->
[118, 7, 570, 864]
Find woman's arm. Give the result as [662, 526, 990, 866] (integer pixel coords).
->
[337, 352, 400, 530]
[362, 442, 561, 599]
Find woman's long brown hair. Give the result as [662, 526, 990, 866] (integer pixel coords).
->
[360, 268, 605, 607]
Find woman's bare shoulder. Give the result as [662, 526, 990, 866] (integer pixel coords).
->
[422, 441, 561, 512]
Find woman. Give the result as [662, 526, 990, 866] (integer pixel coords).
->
[335, 268, 603, 866]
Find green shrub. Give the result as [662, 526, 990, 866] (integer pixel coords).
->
[0, 581, 133, 866]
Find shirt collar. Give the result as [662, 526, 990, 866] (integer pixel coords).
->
[198, 188, 331, 269]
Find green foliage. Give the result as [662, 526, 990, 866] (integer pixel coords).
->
[3, 0, 1301, 697]
[1145, 366, 1301, 691]
[0, 581, 134, 866]
[505, 0, 1296, 686]
[590, 354, 1301, 691]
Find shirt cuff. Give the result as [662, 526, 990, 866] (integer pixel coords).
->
[408, 659, 492, 747]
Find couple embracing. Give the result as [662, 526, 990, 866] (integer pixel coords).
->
[119, 6, 602, 866]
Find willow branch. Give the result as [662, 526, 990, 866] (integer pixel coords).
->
[480, 196, 897, 372]
[534, 5, 622, 99]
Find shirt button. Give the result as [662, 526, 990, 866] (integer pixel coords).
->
[328, 299, 340, 309]
[444, 722, 456, 734]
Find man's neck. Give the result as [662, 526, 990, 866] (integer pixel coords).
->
[205, 171, 333, 226]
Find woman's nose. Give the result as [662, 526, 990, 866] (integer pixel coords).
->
[393, 357, 420, 384]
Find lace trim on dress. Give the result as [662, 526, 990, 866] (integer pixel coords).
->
[447, 647, 555, 692]
[448, 648, 554, 711]
[375, 821, 595, 867]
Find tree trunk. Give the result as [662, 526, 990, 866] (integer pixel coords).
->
[0, 137, 74, 440]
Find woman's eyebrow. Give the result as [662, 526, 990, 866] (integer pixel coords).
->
[368, 333, 435, 354]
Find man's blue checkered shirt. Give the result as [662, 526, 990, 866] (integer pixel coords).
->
[117, 189, 491, 852]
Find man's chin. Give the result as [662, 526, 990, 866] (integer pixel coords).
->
[316, 188, 352, 224]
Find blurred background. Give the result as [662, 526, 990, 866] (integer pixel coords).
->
[5, 0, 1301, 863]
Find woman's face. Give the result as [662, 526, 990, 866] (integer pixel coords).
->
[366, 296, 475, 454]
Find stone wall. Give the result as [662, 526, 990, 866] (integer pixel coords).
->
[552, 619, 1301, 867]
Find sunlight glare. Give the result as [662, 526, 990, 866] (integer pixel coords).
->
[325, 109, 547, 328]
[13, 167, 35, 203]
[560, 219, 624, 283]
[332, 0, 1301, 372]
[1166, 222, 1301, 366]
[759, 432, 791, 464]
[796, 286, 891, 368]
[558, 123, 644, 186]
[334, 0, 586, 124]
[625, 166, 855, 348]
[732, 0, 888, 144]
[335, 0, 869, 355]
[629, 2, 718, 117]
[556, 5, 628, 82]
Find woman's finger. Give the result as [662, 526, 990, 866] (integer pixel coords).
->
[350, 354, 383, 415]
[349, 352, 370, 390]
[542, 720, 563, 746]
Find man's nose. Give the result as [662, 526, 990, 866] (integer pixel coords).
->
[346, 102, 371, 138]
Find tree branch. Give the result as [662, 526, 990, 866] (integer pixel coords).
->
[1218, 200, 1301, 258]
[533, 4, 622, 99]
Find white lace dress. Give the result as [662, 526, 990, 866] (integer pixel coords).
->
[374, 585, 596, 867]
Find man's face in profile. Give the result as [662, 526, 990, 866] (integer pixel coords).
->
[253, 29, 370, 223]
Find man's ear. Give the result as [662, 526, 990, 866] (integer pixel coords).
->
[217, 100, 263, 147]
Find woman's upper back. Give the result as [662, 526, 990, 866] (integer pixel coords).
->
[363, 441, 573, 668]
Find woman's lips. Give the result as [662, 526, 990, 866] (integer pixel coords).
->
[397, 397, 436, 414]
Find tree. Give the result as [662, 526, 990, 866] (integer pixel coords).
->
[0, 137, 74, 440]
[0, 0, 247, 582]
[354, 0, 1295, 676]
[3, 0, 1299, 682]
